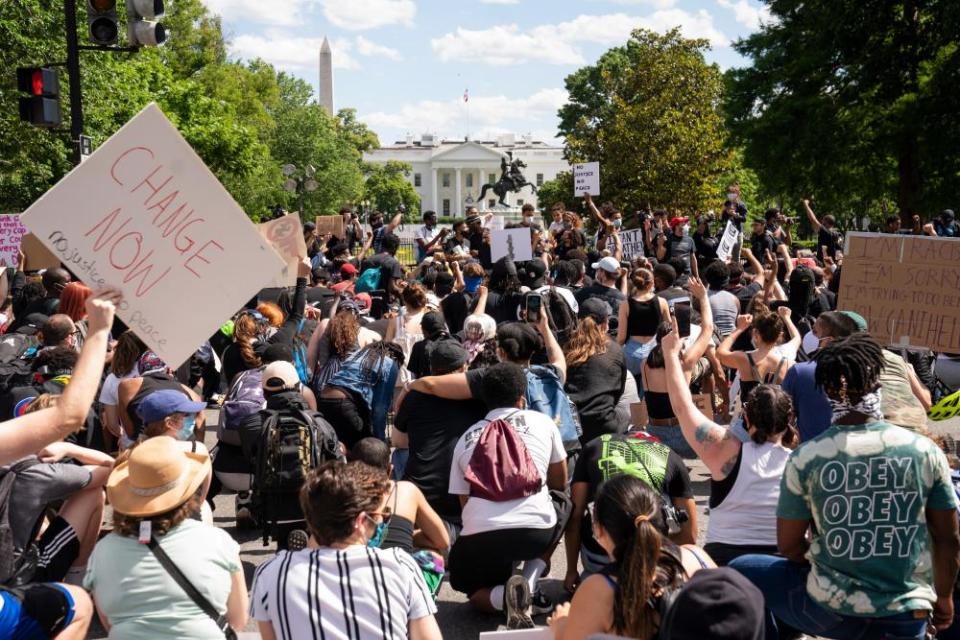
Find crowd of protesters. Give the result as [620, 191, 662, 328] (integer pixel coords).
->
[0, 188, 958, 640]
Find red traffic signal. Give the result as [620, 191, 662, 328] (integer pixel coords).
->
[16, 67, 61, 127]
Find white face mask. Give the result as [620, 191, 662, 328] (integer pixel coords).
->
[802, 330, 821, 355]
[681, 223, 690, 237]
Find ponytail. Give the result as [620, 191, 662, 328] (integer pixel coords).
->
[615, 513, 662, 639]
[233, 314, 262, 369]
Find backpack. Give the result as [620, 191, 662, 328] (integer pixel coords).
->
[252, 407, 342, 544]
[0, 458, 41, 586]
[291, 319, 312, 385]
[526, 365, 582, 447]
[542, 289, 578, 347]
[464, 411, 541, 502]
[217, 368, 265, 447]
[0, 333, 38, 365]
[354, 267, 382, 293]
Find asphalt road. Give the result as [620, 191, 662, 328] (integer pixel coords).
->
[87, 409, 960, 639]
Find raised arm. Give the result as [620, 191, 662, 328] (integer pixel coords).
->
[777, 306, 801, 354]
[0, 289, 121, 465]
[584, 193, 610, 226]
[683, 277, 713, 368]
[802, 199, 821, 233]
[661, 316, 741, 480]
[717, 315, 752, 369]
[386, 212, 403, 234]
[741, 247, 765, 288]
[535, 305, 566, 383]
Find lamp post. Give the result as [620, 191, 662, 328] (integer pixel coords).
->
[282, 163, 318, 218]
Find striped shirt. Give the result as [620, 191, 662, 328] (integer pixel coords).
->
[251, 546, 436, 640]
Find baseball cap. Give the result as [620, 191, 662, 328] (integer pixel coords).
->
[942, 209, 955, 221]
[16, 313, 48, 336]
[303, 221, 316, 231]
[135, 389, 206, 424]
[661, 568, 765, 640]
[840, 310, 868, 332]
[262, 360, 300, 392]
[591, 256, 621, 274]
[669, 216, 689, 228]
[465, 213, 482, 225]
[340, 263, 358, 276]
[421, 311, 447, 338]
[524, 260, 547, 287]
[578, 297, 612, 323]
[353, 292, 372, 312]
[261, 343, 294, 364]
[428, 340, 469, 374]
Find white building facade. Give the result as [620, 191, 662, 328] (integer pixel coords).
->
[363, 134, 569, 216]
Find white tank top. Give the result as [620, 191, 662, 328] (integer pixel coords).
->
[706, 441, 791, 547]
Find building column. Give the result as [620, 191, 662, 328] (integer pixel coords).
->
[431, 167, 438, 214]
[455, 167, 462, 216]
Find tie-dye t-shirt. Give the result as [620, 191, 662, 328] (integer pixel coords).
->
[778, 421, 957, 617]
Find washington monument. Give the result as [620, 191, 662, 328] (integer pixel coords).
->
[319, 37, 333, 115]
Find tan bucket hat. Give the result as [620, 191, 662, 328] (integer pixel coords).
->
[107, 436, 211, 517]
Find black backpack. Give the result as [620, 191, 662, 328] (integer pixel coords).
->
[0, 458, 41, 586]
[542, 288, 578, 347]
[252, 407, 342, 544]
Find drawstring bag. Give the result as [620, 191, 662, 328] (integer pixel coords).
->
[464, 412, 541, 502]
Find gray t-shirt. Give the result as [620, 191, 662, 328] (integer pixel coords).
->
[708, 289, 740, 337]
[8, 458, 91, 551]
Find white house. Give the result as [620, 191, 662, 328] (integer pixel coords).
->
[363, 133, 569, 216]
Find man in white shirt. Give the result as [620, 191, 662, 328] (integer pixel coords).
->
[415, 210, 447, 263]
[448, 362, 568, 626]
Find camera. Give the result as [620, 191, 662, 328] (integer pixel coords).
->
[662, 502, 690, 537]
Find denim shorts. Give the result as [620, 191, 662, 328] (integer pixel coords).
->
[644, 425, 697, 458]
[623, 339, 658, 377]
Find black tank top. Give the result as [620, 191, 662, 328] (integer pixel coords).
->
[379, 485, 415, 553]
[627, 297, 662, 337]
[739, 352, 787, 402]
[127, 373, 189, 437]
[645, 390, 674, 420]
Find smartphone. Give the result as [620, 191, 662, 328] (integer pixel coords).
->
[525, 293, 542, 323]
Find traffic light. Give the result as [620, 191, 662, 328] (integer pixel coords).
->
[16, 67, 61, 128]
[87, 0, 119, 45]
[126, 0, 166, 47]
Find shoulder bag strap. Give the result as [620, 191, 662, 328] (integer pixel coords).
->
[147, 537, 234, 638]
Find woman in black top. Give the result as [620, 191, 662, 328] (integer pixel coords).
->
[617, 268, 669, 392]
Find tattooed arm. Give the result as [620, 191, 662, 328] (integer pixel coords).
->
[662, 315, 742, 481]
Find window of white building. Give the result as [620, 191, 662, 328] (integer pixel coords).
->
[442, 173, 450, 187]
[443, 199, 450, 215]
[536, 173, 544, 187]
[414, 173, 421, 187]
[466, 174, 473, 188]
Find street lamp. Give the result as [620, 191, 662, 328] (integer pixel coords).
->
[282, 163, 318, 217]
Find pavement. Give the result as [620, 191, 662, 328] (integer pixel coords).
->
[86, 409, 960, 639]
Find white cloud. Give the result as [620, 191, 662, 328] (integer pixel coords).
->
[231, 31, 360, 70]
[362, 88, 568, 142]
[202, 0, 317, 28]
[321, 0, 416, 31]
[355, 36, 403, 60]
[604, 0, 677, 9]
[716, 0, 772, 28]
[431, 11, 729, 66]
[480, 0, 520, 4]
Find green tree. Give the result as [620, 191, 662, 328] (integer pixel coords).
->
[725, 0, 960, 222]
[536, 172, 574, 212]
[559, 28, 729, 214]
[363, 161, 420, 216]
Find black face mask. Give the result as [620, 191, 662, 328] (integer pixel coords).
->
[371, 221, 384, 230]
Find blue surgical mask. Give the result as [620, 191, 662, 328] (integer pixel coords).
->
[464, 276, 483, 293]
[177, 415, 197, 441]
[612, 219, 622, 229]
[367, 519, 387, 548]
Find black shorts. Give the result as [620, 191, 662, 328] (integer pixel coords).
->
[34, 517, 79, 583]
[317, 393, 370, 448]
[0, 582, 78, 638]
[448, 490, 571, 595]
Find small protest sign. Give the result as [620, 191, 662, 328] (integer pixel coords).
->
[716, 220, 739, 262]
[490, 228, 533, 263]
[573, 162, 600, 197]
[259, 213, 307, 287]
[18, 103, 286, 367]
[619, 228, 645, 260]
[315, 215, 345, 239]
[0, 215, 27, 268]
[838, 232, 960, 351]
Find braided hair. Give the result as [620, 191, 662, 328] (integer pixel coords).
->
[814, 333, 886, 403]
[356, 341, 406, 380]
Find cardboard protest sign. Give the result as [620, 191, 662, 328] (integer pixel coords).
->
[573, 162, 600, 197]
[619, 228, 645, 260]
[259, 214, 306, 287]
[480, 629, 553, 640]
[0, 215, 27, 268]
[19, 103, 285, 367]
[716, 220, 739, 262]
[315, 215, 344, 239]
[490, 228, 533, 263]
[838, 232, 960, 351]
[20, 233, 61, 271]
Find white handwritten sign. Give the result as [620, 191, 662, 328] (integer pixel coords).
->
[259, 214, 306, 287]
[19, 103, 286, 367]
[0, 215, 26, 268]
[716, 220, 739, 263]
[573, 162, 600, 197]
[490, 228, 533, 263]
[619, 228, 645, 260]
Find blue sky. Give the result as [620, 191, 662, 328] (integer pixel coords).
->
[200, 0, 771, 145]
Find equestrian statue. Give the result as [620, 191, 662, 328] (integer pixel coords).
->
[478, 151, 538, 208]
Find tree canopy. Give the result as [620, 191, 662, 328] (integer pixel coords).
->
[0, 0, 380, 220]
[363, 160, 421, 217]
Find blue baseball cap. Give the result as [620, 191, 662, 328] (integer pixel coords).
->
[136, 389, 206, 424]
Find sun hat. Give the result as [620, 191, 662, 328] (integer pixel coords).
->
[107, 436, 211, 518]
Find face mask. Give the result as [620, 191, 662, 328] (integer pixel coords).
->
[801, 330, 820, 355]
[464, 276, 483, 293]
[563, 222, 572, 230]
[612, 219, 622, 229]
[371, 221, 383, 230]
[366, 518, 387, 548]
[177, 415, 197, 441]
[682, 223, 690, 237]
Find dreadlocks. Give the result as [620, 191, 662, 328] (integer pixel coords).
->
[357, 341, 406, 379]
[814, 332, 886, 402]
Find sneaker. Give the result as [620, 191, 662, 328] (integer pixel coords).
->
[530, 589, 554, 616]
[504, 575, 535, 630]
[236, 506, 258, 530]
[287, 529, 309, 551]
